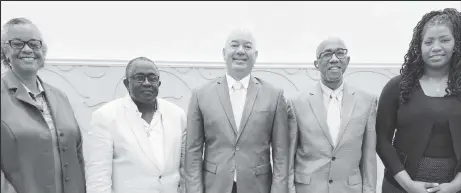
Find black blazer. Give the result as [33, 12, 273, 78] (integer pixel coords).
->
[1, 70, 86, 193]
[376, 75, 461, 188]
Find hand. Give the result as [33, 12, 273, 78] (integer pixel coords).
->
[404, 181, 439, 193]
[429, 182, 461, 193]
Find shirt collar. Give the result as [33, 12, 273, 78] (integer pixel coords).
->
[125, 94, 162, 117]
[21, 79, 45, 95]
[320, 80, 344, 99]
[226, 73, 251, 91]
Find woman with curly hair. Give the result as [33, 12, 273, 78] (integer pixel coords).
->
[376, 8, 461, 193]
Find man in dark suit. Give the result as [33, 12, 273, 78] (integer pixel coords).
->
[183, 29, 290, 193]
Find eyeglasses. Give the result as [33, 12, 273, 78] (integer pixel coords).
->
[4, 39, 43, 50]
[318, 48, 348, 60]
[130, 74, 160, 84]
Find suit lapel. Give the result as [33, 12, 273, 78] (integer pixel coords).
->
[41, 80, 59, 124]
[123, 97, 161, 172]
[308, 83, 334, 147]
[236, 76, 260, 142]
[2, 71, 37, 108]
[215, 77, 238, 135]
[334, 84, 357, 149]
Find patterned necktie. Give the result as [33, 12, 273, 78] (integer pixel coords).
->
[327, 92, 341, 146]
[230, 81, 245, 131]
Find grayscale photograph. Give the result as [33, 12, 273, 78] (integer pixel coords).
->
[1, 1, 460, 193]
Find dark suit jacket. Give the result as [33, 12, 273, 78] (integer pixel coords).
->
[1, 70, 86, 193]
[184, 75, 289, 193]
[376, 75, 461, 188]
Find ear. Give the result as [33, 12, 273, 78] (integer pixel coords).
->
[343, 56, 351, 69]
[158, 81, 162, 87]
[123, 78, 129, 89]
[1, 44, 10, 62]
[314, 60, 320, 70]
[222, 48, 226, 59]
[255, 50, 259, 59]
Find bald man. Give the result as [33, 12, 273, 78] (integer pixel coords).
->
[184, 29, 289, 193]
[287, 37, 377, 193]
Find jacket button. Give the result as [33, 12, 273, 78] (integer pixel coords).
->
[230, 167, 235, 172]
[65, 177, 70, 182]
[329, 180, 333, 184]
[159, 175, 162, 179]
[332, 157, 336, 161]
[236, 147, 239, 151]
[60, 132, 64, 137]
[64, 163, 69, 167]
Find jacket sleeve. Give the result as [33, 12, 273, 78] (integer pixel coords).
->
[361, 96, 378, 193]
[179, 108, 187, 193]
[270, 90, 290, 193]
[287, 99, 298, 193]
[83, 109, 114, 193]
[184, 89, 205, 193]
[376, 76, 405, 177]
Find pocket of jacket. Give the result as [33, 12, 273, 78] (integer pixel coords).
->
[255, 164, 272, 176]
[203, 160, 217, 174]
[294, 172, 311, 184]
[348, 174, 362, 185]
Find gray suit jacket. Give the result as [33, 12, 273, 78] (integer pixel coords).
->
[287, 83, 377, 193]
[1, 70, 86, 193]
[184, 75, 289, 193]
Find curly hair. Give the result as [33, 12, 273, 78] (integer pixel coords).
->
[399, 8, 461, 104]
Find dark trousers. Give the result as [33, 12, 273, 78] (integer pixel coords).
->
[232, 181, 237, 193]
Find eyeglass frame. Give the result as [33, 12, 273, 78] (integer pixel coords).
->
[317, 48, 348, 60]
[4, 39, 43, 50]
[128, 73, 160, 85]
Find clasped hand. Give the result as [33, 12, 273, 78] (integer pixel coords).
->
[407, 181, 459, 193]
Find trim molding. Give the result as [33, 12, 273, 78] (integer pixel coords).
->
[45, 58, 402, 68]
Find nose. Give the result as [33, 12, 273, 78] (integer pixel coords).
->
[431, 42, 443, 53]
[329, 54, 340, 64]
[236, 45, 245, 55]
[141, 78, 151, 87]
[21, 43, 33, 53]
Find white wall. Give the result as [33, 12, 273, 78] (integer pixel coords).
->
[1, 1, 460, 63]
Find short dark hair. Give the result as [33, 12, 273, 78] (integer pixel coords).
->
[125, 56, 158, 78]
[1, 17, 45, 69]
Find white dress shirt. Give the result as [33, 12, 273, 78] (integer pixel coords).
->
[226, 73, 250, 182]
[136, 109, 165, 172]
[226, 73, 251, 130]
[320, 81, 344, 146]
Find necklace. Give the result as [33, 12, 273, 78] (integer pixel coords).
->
[145, 127, 154, 137]
[144, 113, 163, 137]
[428, 76, 448, 92]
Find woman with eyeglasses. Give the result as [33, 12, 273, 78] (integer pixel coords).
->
[1, 18, 86, 193]
[377, 8, 461, 193]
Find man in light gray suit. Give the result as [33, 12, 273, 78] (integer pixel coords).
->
[287, 37, 377, 193]
[184, 29, 289, 193]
